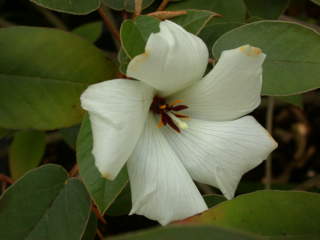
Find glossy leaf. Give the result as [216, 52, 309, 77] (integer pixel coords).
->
[109, 225, 261, 240]
[0, 27, 116, 130]
[102, 0, 155, 12]
[187, 190, 320, 237]
[9, 130, 46, 180]
[76, 115, 128, 214]
[244, 0, 289, 19]
[120, 15, 160, 59]
[213, 21, 320, 96]
[73, 21, 103, 43]
[0, 164, 91, 240]
[171, 10, 220, 35]
[30, 0, 99, 15]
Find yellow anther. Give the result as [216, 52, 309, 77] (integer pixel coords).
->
[169, 99, 183, 106]
[160, 105, 167, 109]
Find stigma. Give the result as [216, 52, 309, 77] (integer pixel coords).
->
[150, 96, 189, 133]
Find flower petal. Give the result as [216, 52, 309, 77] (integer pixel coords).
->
[162, 116, 277, 199]
[170, 45, 266, 121]
[80, 79, 154, 180]
[127, 20, 208, 97]
[127, 114, 207, 225]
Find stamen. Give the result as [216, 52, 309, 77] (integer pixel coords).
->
[159, 105, 167, 109]
[157, 118, 164, 128]
[169, 99, 183, 106]
[173, 113, 189, 119]
[168, 112, 189, 130]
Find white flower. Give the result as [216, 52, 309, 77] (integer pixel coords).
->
[80, 20, 277, 225]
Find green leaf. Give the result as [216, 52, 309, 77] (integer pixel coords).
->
[167, 0, 246, 49]
[107, 184, 132, 216]
[203, 194, 226, 208]
[213, 21, 320, 96]
[199, 22, 243, 49]
[73, 21, 103, 43]
[171, 10, 220, 35]
[118, 47, 131, 75]
[81, 211, 97, 240]
[120, 15, 160, 59]
[59, 125, 80, 149]
[9, 130, 46, 180]
[244, 0, 289, 19]
[167, 0, 246, 19]
[30, 0, 100, 15]
[0, 164, 92, 240]
[109, 225, 261, 240]
[76, 115, 128, 214]
[0, 26, 116, 130]
[310, 0, 320, 6]
[277, 95, 303, 108]
[188, 190, 320, 237]
[0, 128, 11, 139]
[102, 0, 155, 12]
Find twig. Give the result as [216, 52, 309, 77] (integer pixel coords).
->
[148, 10, 187, 20]
[157, 0, 170, 11]
[98, 7, 121, 49]
[92, 205, 107, 224]
[134, 0, 143, 16]
[34, 6, 68, 30]
[69, 164, 79, 177]
[96, 228, 104, 240]
[208, 58, 216, 64]
[295, 175, 320, 190]
[0, 174, 14, 185]
[265, 97, 275, 189]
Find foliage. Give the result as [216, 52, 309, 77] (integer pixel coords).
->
[1, 0, 320, 239]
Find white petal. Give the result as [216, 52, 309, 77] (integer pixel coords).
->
[162, 116, 277, 199]
[80, 79, 154, 180]
[171, 45, 266, 121]
[127, 20, 208, 97]
[127, 114, 207, 225]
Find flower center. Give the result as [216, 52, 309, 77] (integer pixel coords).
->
[150, 96, 189, 133]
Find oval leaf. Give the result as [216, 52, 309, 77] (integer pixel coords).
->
[120, 15, 160, 59]
[187, 190, 320, 237]
[0, 26, 116, 130]
[0, 164, 91, 240]
[73, 21, 103, 43]
[109, 225, 261, 240]
[102, 0, 155, 12]
[203, 194, 226, 208]
[9, 130, 46, 180]
[30, 0, 100, 15]
[76, 115, 128, 214]
[213, 21, 320, 96]
[171, 10, 220, 35]
[167, 0, 247, 49]
[244, 0, 289, 19]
